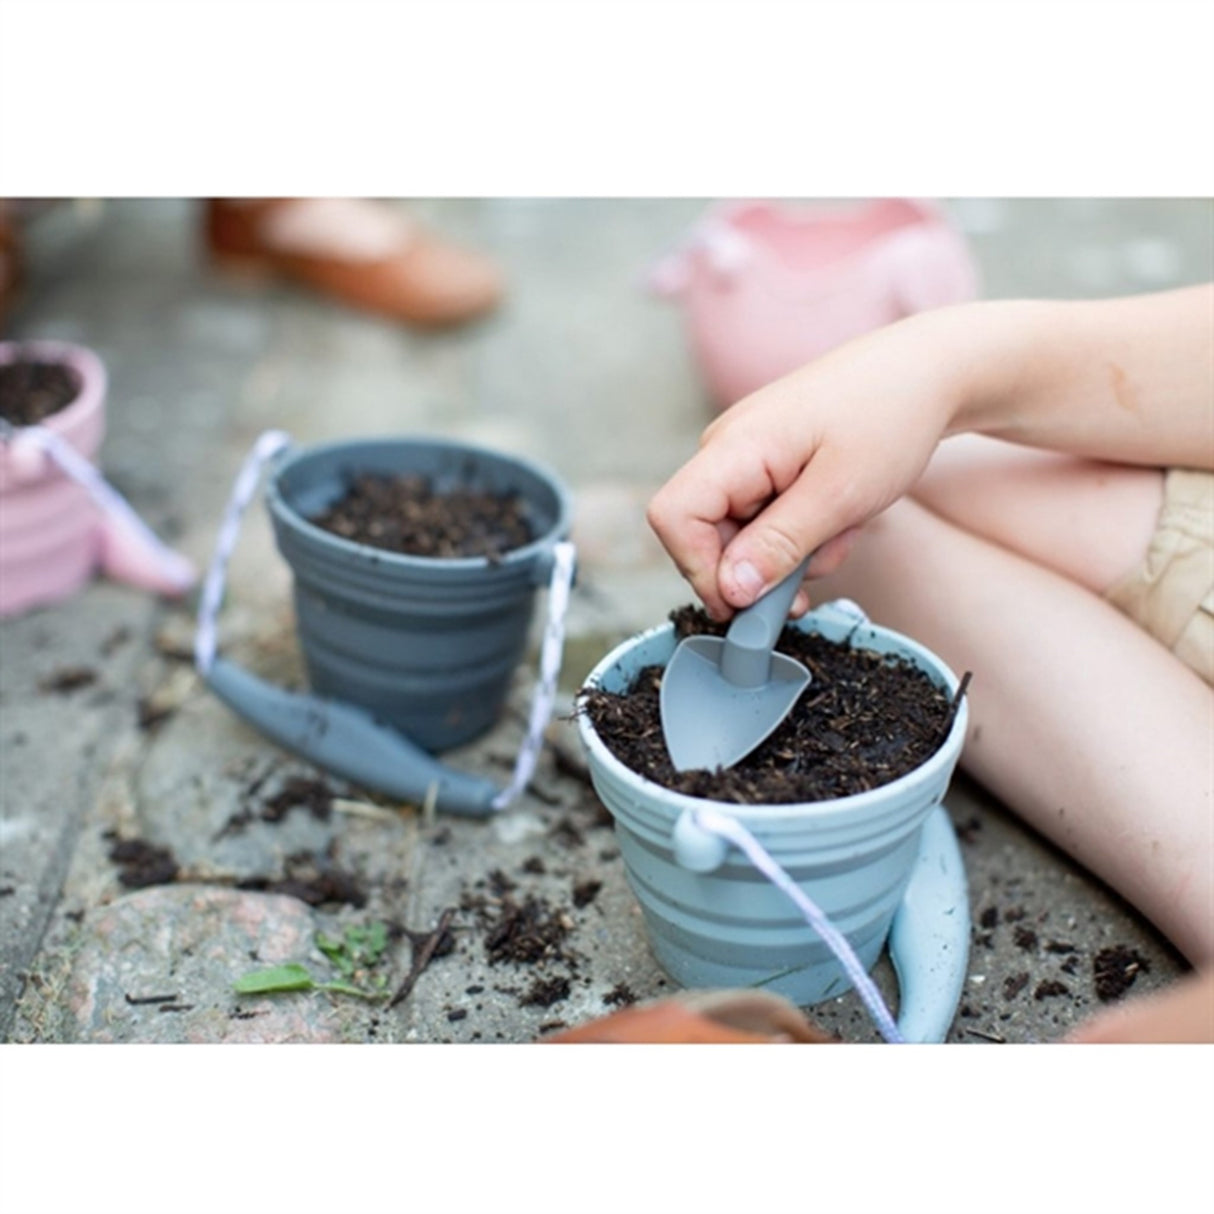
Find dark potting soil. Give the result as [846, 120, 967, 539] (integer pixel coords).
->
[0, 358, 82, 426]
[580, 606, 961, 805]
[310, 471, 534, 560]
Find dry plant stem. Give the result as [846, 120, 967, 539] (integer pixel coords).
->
[388, 908, 456, 1010]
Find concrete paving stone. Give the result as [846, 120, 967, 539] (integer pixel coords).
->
[2, 198, 1209, 1047]
[17, 885, 342, 1044]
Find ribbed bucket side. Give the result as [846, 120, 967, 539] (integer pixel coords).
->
[267, 437, 571, 752]
[578, 611, 967, 1005]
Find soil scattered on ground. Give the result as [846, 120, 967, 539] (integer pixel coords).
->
[580, 606, 959, 804]
[603, 982, 638, 1007]
[105, 835, 179, 890]
[1033, 979, 1070, 1001]
[237, 852, 366, 908]
[1093, 945, 1150, 1002]
[466, 890, 577, 968]
[311, 471, 534, 560]
[1003, 972, 1030, 1000]
[572, 879, 602, 908]
[38, 667, 98, 694]
[0, 357, 82, 426]
[520, 975, 572, 1008]
[260, 777, 333, 824]
[1013, 925, 1039, 951]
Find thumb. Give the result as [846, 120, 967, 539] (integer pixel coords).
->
[718, 461, 863, 608]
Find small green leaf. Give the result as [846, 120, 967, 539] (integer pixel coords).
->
[233, 963, 316, 995]
[364, 921, 388, 962]
[316, 933, 345, 963]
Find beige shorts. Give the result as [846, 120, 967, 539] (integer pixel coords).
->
[1105, 467, 1214, 686]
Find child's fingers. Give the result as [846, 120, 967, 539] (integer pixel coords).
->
[717, 450, 871, 609]
[647, 446, 787, 619]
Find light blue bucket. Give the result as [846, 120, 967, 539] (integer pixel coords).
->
[577, 601, 971, 1042]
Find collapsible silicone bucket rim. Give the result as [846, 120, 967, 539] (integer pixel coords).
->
[576, 617, 969, 826]
[265, 435, 573, 571]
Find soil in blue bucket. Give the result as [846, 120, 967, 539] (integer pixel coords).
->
[581, 605, 967, 805]
[309, 470, 533, 560]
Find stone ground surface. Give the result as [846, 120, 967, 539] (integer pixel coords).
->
[2, 198, 1210, 1046]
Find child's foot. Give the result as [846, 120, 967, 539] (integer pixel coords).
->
[543, 988, 835, 1043]
[1066, 968, 1214, 1043]
[203, 198, 503, 328]
[0, 204, 23, 328]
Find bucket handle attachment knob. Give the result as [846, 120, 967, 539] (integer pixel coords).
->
[673, 808, 730, 872]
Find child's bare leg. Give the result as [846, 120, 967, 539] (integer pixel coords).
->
[813, 497, 1214, 966]
[911, 433, 1164, 595]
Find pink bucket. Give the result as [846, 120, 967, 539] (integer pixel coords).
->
[649, 199, 979, 410]
[1, 341, 109, 616]
[0, 340, 195, 616]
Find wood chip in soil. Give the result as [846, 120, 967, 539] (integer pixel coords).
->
[310, 471, 534, 560]
[579, 606, 958, 804]
[0, 357, 81, 426]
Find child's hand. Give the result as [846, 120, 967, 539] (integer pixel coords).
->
[647, 308, 966, 620]
[648, 286, 1214, 620]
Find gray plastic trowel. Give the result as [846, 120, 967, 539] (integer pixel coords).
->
[660, 557, 812, 771]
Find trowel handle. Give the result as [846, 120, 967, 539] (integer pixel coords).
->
[890, 805, 971, 1044]
[205, 657, 500, 817]
[721, 556, 811, 687]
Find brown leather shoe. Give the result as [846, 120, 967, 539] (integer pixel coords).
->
[203, 198, 503, 328]
[0, 205, 24, 332]
[544, 989, 837, 1044]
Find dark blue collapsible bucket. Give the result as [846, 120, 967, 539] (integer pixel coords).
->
[204, 435, 573, 815]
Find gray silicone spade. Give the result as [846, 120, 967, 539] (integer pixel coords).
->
[660, 557, 812, 772]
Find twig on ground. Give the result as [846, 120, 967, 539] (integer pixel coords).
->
[965, 1026, 1006, 1043]
[388, 908, 457, 1010]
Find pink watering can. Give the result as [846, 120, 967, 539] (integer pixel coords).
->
[648, 199, 979, 410]
[0, 340, 196, 617]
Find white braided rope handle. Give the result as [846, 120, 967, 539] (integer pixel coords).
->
[0, 419, 195, 591]
[491, 539, 577, 811]
[194, 429, 293, 675]
[692, 806, 905, 1044]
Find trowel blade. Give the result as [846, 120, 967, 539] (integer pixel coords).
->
[659, 635, 812, 773]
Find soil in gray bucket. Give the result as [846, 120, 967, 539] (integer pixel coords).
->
[310, 471, 533, 560]
[0, 356, 81, 425]
[581, 606, 968, 805]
